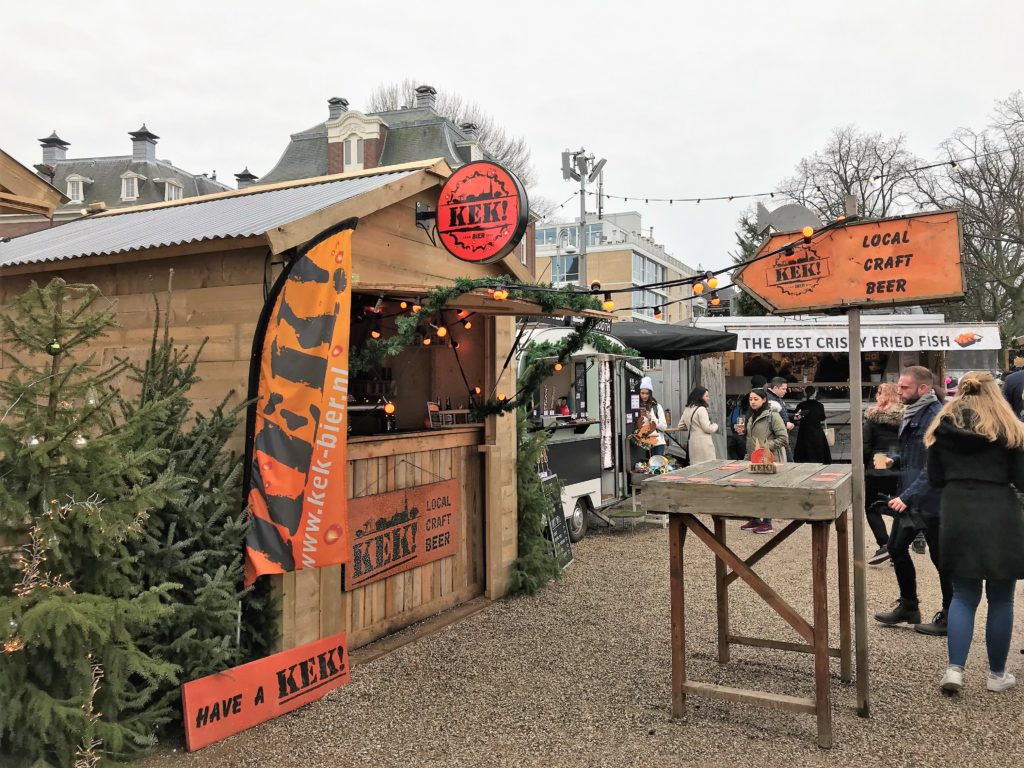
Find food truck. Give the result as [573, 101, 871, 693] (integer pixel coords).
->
[520, 320, 737, 539]
[695, 313, 1002, 460]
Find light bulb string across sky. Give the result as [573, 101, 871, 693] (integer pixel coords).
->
[570, 147, 1013, 207]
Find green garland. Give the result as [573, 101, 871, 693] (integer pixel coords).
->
[349, 277, 602, 376]
[509, 410, 563, 595]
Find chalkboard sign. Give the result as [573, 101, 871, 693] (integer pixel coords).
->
[541, 474, 573, 570]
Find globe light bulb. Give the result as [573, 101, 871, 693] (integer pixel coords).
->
[400, 301, 408, 310]
[497, 393, 507, 402]
[473, 386, 482, 395]
[370, 330, 381, 339]
[462, 320, 472, 330]
[602, 293, 615, 312]
[554, 363, 563, 372]
[383, 402, 396, 415]
[693, 283, 705, 295]
[436, 326, 448, 338]
[412, 304, 422, 313]
[802, 226, 814, 243]
[422, 337, 431, 346]
[707, 277, 719, 289]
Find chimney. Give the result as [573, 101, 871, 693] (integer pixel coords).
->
[128, 124, 159, 162]
[39, 131, 70, 165]
[414, 85, 437, 110]
[459, 122, 480, 141]
[234, 167, 259, 189]
[327, 96, 349, 120]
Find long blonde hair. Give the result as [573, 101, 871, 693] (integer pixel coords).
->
[924, 371, 1024, 448]
[867, 382, 901, 416]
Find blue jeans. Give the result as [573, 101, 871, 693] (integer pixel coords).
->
[650, 444, 666, 456]
[947, 578, 1016, 674]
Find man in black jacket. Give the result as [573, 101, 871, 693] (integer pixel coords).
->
[874, 366, 952, 636]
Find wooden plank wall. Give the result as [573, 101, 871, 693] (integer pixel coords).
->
[277, 429, 486, 651]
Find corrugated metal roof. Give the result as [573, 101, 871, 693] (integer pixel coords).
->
[0, 169, 415, 268]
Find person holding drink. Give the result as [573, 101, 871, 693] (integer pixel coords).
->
[735, 387, 788, 534]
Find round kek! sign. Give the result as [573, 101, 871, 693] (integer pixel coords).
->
[437, 161, 529, 264]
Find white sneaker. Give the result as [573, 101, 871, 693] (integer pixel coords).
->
[940, 666, 964, 693]
[986, 671, 1017, 692]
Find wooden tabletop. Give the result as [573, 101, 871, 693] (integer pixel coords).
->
[642, 460, 852, 522]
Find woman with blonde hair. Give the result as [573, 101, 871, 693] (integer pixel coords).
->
[864, 382, 903, 564]
[924, 371, 1024, 694]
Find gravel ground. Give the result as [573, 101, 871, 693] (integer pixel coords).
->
[145, 521, 1024, 768]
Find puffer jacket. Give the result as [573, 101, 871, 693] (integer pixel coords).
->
[745, 407, 789, 461]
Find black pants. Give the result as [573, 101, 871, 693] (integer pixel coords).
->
[887, 515, 952, 614]
[865, 472, 897, 547]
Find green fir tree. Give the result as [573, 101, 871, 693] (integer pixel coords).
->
[0, 280, 179, 766]
[509, 410, 562, 595]
[117, 294, 276, 737]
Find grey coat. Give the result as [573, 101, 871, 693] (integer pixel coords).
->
[927, 417, 1024, 580]
[745, 407, 789, 461]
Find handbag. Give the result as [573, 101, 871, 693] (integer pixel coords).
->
[824, 426, 836, 447]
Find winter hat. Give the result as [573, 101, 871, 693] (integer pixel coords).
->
[640, 376, 654, 392]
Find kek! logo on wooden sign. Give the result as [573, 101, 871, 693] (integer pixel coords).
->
[437, 161, 529, 264]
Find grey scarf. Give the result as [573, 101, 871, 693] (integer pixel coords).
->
[901, 389, 937, 432]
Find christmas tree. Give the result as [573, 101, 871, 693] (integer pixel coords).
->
[0, 280, 179, 765]
[116, 292, 276, 733]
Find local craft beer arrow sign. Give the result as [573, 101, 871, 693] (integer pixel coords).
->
[734, 210, 964, 314]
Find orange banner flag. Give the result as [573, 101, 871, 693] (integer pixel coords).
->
[244, 219, 356, 585]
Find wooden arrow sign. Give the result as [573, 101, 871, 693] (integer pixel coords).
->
[734, 210, 964, 315]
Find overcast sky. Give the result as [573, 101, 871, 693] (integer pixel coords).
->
[6, 1, 1024, 272]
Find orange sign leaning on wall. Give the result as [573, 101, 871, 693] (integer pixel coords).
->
[181, 632, 350, 752]
[734, 210, 964, 315]
[344, 479, 460, 591]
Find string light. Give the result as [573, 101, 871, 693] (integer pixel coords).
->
[589, 280, 602, 292]
[370, 328, 381, 339]
[497, 393, 507, 402]
[707, 277, 719, 289]
[473, 386, 482, 395]
[602, 293, 615, 312]
[383, 402, 396, 415]
[692, 283, 704, 295]
[802, 226, 814, 243]
[411, 303, 422, 313]
[462, 319, 473, 330]
[654, 306, 663, 320]
[553, 363, 563, 372]
[400, 301, 408, 310]
[422, 337, 432, 346]
[574, 148, 1011, 207]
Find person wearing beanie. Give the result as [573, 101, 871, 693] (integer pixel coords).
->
[636, 376, 668, 456]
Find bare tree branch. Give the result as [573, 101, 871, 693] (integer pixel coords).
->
[366, 79, 537, 188]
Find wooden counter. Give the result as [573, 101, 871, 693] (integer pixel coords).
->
[278, 425, 487, 652]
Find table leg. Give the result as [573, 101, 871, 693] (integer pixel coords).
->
[713, 516, 730, 664]
[811, 522, 833, 749]
[835, 511, 852, 683]
[669, 514, 688, 719]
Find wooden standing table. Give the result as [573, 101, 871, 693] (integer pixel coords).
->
[643, 459, 858, 749]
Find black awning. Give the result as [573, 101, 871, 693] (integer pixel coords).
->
[606, 321, 737, 359]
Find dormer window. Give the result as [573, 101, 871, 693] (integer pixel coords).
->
[65, 173, 93, 204]
[164, 180, 184, 202]
[343, 137, 364, 171]
[119, 171, 146, 202]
